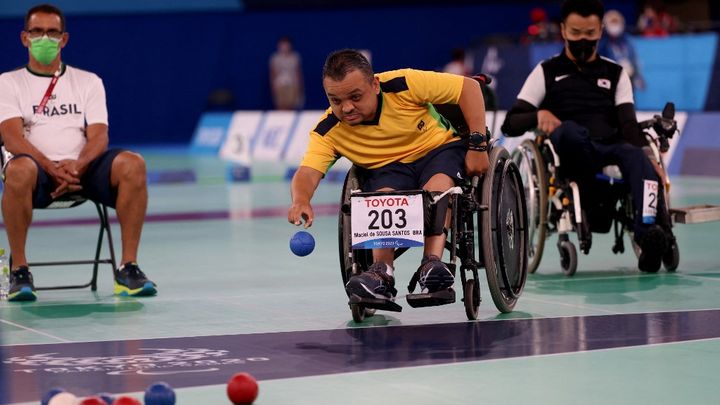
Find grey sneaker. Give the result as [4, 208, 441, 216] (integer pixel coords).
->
[417, 255, 454, 293]
[345, 262, 397, 300]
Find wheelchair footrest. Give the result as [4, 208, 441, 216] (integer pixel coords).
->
[348, 295, 403, 312]
[406, 288, 456, 308]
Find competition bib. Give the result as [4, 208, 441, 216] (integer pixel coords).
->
[642, 179, 659, 224]
[351, 192, 424, 249]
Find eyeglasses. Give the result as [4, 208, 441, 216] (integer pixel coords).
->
[25, 28, 64, 40]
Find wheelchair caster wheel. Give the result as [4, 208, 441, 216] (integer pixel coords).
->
[463, 278, 480, 320]
[663, 238, 680, 272]
[559, 240, 577, 277]
[350, 305, 375, 323]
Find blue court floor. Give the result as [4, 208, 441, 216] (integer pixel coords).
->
[1, 149, 719, 404]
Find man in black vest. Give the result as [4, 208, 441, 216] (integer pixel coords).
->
[502, 0, 674, 273]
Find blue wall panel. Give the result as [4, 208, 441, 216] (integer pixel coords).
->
[0, 5, 533, 145]
[632, 33, 717, 112]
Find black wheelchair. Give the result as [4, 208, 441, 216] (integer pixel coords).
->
[338, 125, 529, 322]
[511, 103, 681, 276]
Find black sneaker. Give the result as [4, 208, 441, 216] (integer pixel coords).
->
[637, 225, 668, 273]
[8, 266, 37, 302]
[345, 262, 397, 300]
[114, 262, 157, 296]
[417, 255, 454, 293]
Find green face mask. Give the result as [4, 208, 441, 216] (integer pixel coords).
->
[29, 37, 60, 65]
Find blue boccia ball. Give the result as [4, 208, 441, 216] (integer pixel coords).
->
[96, 392, 115, 405]
[144, 382, 176, 405]
[290, 231, 315, 256]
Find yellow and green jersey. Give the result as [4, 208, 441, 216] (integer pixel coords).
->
[300, 68, 464, 174]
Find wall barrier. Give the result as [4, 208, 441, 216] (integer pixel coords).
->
[190, 109, 720, 180]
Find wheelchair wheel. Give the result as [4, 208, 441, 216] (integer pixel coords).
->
[663, 238, 680, 272]
[511, 139, 548, 274]
[338, 166, 373, 286]
[558, 239, 578, 276]
[463, 278, 480, 320]
[479, 146, 529, 313]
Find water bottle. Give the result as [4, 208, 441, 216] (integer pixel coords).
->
[0, 248, 9, 301]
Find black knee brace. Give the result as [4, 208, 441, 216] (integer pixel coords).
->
[424, 191, 451, 236]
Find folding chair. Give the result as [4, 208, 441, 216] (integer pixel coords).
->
[0, 140, 116, 291]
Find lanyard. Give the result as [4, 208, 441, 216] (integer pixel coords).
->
[35, 65, 62, 115]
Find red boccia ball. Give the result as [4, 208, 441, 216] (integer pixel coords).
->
[112, 396, 141, 405]
[78, 397, 107, 405]
[226, 372, 259, 404]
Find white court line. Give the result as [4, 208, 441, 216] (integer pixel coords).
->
[673, 273, 720, 283]
[0, 318, 71, 343]
[520, 295, 620, 314]
[528, 271, 720, 284]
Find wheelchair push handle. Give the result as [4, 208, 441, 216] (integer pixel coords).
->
[639, 102, 677, 153]
[471, 73, 492, 86]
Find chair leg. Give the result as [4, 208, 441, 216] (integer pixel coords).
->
[33, 203, 116, 291]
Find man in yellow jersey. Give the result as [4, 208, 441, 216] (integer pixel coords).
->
[288, 49, 488, 302]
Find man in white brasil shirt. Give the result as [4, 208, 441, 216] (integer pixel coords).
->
[0, 4, 156, 301]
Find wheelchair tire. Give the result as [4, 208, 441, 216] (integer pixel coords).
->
[512, 139, 548, 274]
[338, 166, 373, 287]
[663, 238, 680, 272]
[559, 240, 578, 277]
[479, 146, 529, 313]
[463, 278, 480, 320]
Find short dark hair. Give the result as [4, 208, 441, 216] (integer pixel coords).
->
[322, 49, 374, 82]
[560, 0, 604, 22]
[25, 4, 65, 31]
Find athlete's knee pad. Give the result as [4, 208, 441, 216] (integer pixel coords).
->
[424, 191, 451, 236]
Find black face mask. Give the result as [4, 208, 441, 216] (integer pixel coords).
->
[567, 39, 598, 64]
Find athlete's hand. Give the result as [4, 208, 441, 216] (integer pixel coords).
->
[537, 110, 561, 135]
[465, 150, 489, 178]
[288, 202, 314, 228]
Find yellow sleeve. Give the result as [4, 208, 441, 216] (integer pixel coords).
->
[299, 131, 338, 175]
[401, 69, 464, 105]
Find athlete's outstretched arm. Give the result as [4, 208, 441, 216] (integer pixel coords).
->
[288, 166, 324, 228]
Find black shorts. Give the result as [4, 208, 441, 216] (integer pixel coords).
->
[5, 148, 125, 209]
[359, 140, 467, 192]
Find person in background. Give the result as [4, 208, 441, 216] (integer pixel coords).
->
[599, 9, 645, 90]
[637, 1, 679, 37]
[523, 6, 560, 44]
[443, 48, 470, 76]
[269, 36, 304, 110]
[0, 4, 156, 301]
[502, 0, 676, 273]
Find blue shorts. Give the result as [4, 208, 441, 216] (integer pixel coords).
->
[359, 140, 467, 192]
[6, 148, 125, 209]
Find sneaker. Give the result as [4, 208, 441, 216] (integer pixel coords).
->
[345, 262, 397, 300]
[637, 225, 668, 273]
[417, 255, 455, 293]
[8, 266, 37, 302]
[114, 262, 157, 296]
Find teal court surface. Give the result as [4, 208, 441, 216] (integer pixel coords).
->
[1, 149, 720, 404]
